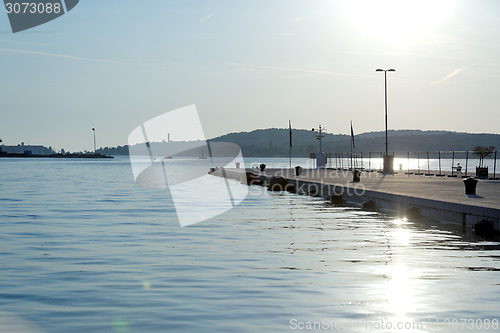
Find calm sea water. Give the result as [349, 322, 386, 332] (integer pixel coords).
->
[1, 157, 499, 332]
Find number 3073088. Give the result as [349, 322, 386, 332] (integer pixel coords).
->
[5, 2, 62, 14]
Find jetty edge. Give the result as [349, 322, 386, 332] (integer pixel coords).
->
[208, 167, 500, 234]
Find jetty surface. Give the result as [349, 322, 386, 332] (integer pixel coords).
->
[210, 167, 500, 233]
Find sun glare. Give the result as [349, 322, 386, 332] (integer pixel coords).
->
[386, 264, 417, 316]
[341, 0, 454, 44]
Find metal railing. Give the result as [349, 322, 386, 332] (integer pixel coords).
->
[326, 151, 498, 179]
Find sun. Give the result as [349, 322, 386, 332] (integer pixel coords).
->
[340, 0, 454, 44]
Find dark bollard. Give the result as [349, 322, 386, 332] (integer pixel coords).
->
[235, 162, 240, 169]
[362, 200, 376, 210]
[295, 166, 302, 176]
[475, 220, 494, 238]
[405, 207, 421, 221]
[463, 177, 478, 195]
[353, 169, 361, 182]
[260, 164, 266, 172]
[268, 176, 288, 191]
[331, 194, 343, 204]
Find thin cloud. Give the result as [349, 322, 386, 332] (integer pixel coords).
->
[431, 64, 474, 85]
[201, 13, 215, 23]
[236, 63, 342, 76]
[0, 47, 126, 64]
[0, 47, 190, 71]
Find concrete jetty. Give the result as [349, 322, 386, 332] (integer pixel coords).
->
[209, 167, 500, 234]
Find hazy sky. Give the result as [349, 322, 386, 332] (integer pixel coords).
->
[1, 0, 500, 151]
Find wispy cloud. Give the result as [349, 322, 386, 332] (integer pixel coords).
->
[292, 17, 304, 22]
[0, 47, 126, 64]
[235, 63, 342, 76]
[200, 13, 215, 23]
[431, 63, 474, 85]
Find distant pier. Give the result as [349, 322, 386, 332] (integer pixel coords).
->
[209, 167, 500, 234]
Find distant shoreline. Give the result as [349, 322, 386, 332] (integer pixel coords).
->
[3, 129, 500, 158]
[0, 152, 114, 159]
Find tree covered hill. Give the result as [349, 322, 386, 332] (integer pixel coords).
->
[97, 129, 500, 156]
[209, 129, 500, 157]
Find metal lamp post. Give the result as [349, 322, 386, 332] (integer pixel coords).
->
[312, 125, 326, 169]
[376, 68, 395, 173]
[92, 128, 96, 154]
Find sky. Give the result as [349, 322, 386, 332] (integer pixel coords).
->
[1, 0, 500, 152]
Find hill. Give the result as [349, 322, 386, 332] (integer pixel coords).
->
[96, 129, 500, 156]
[209, 129, 500, 157]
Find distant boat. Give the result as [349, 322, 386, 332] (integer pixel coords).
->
[199, 150, 207, 159]
[164, 156, 173, 159]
